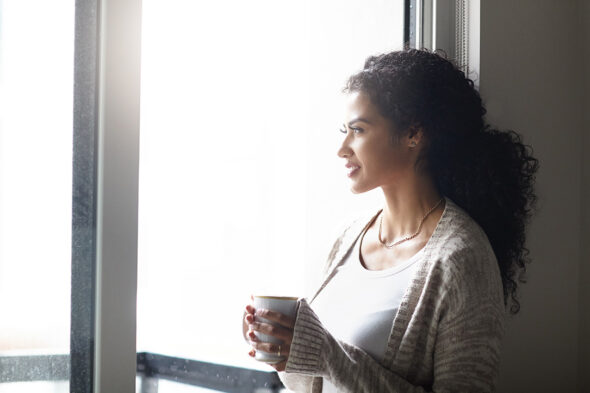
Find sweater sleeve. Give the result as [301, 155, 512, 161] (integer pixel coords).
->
[277, 371, 315, 393]
[285, 299, 434, 393]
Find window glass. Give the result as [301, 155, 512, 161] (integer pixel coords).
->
[137, 0, 403, 368]
[0, 0, 74, 391]
[0, 382, 68, 393]
[154, 380, 228, 393]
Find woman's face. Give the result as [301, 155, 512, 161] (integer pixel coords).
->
[338, 91, 417, 194]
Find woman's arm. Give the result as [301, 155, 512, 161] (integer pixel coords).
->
[286, 299, 432, 393]
[286, 290, 504, 393]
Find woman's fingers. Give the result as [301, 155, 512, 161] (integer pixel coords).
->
[254, 308, 296, 329]
[269, 360, 287, 372]
[245, 304, 255, 314]
[244, 313, 254, 325]
[248, 348, 287, 373]
[249, 340, 290, 357]
[248, 321, 292, 342]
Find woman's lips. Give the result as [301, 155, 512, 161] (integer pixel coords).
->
[346, 164, 360, 177]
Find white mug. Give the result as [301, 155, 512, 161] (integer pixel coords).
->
[252, 295, 298, 364]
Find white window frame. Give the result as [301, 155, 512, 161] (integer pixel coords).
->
[410, 0, 480, 87]
[93, 0, 142, 391]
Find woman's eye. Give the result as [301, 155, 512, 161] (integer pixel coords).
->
[339, 127, 363, 134]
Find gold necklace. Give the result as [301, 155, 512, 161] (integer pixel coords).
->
[378, 198, 444, 248]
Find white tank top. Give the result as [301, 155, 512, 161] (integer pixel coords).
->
[311, 228, 423, 393]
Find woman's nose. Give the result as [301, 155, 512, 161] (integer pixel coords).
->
[337, 134, 353, 158]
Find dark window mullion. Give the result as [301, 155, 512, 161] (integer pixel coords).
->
[71, 0, 100, 392]
[405, 0, 416, 48]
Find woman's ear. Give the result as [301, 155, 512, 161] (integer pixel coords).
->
[406, 125, 424, 148]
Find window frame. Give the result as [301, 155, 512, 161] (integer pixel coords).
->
[73, 0, 143, 391]
[408, 0, 479, 85]
[91, 0, 142, 391]
[71, 0, 100, 391]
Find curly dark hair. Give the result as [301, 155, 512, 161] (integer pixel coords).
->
[344, 49, 539, 314]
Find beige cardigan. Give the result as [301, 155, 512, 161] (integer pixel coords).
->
[279, 198, 506, 392]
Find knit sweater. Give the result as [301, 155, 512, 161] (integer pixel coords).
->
[279, 198, 506, 392]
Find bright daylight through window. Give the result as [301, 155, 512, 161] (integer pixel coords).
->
[0, 1, 74, 392]
[137, 0, 405, 373]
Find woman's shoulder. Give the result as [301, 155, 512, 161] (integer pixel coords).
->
[435, 198, 494, 254]
[429, 198, 500, 280]
[424, 199, 505, 312]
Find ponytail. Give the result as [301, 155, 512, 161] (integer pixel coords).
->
[432, 127, 539, 314]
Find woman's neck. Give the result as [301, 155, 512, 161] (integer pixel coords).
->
[379, 174, 442, 243]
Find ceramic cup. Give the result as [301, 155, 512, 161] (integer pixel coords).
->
[252, 295, 299, 364]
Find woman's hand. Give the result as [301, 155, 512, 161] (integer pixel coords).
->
[244, 300, 296, 372]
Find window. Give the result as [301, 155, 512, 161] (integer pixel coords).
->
[0, 1, 75, 392]
[137, 0, 404, 376]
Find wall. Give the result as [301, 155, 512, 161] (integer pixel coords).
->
[479, 1, 587, 391]
[580, 0, 590, 386]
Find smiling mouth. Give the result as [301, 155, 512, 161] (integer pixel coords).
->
[346, 165, 360, 177]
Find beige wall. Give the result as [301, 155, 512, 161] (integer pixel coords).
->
[479, 1, 587, 391]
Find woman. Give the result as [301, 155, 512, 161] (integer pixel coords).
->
[243, 49, 538, 392]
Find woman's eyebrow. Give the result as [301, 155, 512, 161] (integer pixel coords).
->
[348, 117, 372, 126]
